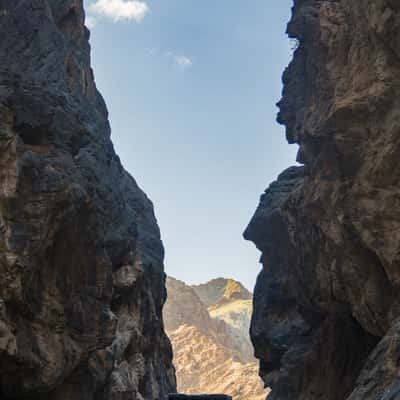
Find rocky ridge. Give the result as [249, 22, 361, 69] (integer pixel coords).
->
[165, 277, 268, 400]
[196, 279, 254, 360]
[245, 1, 400, 400]
[0, 1, 175, 399]
[192, 278, 252, 307]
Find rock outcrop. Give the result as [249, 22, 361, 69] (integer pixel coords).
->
[165, 277, 268, 400]
[245, 1, 400, 400]
[0, 1, 175, 399]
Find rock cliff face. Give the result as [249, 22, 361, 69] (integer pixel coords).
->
[0, 1, 175, 399]
[245, 1, 400, 400]
[165, 277, 268, 400]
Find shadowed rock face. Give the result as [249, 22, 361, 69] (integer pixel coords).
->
[245, 1, 400, 400]
[0, 1, 175, 399]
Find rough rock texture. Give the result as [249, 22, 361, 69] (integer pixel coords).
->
[165, 277, 268, 400]
[0, 1, 175, 399]
[245, 1, 400, 400]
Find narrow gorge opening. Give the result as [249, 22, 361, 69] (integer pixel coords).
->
[83, 1, 297, 398]
[2, 1, 400, 400]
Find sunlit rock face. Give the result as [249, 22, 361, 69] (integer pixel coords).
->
[165, 277, 268, 400]
[0, 1, 175, 399]
[168, 396, 232, 400]
[245, 1, 400, 399]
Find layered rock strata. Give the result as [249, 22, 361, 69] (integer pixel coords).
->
[0, 1, 175, 399]
[245, 1, 400, 400]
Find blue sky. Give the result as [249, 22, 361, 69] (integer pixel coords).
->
[84, 0, 297, 291]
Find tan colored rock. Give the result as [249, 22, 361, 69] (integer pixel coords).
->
[165, 277, 268, 400]
[193, 278, 251, 307]
[170, 325, 267, 400]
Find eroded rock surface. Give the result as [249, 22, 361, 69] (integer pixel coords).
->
[0, 1, 175, 399]
[245, 1, 400, 400]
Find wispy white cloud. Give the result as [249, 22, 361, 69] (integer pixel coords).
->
[147, 47, 159, 56]
[86, 15, 97, 29]
[173, 55, 193, 69]
[147, 49, 194, 70]
[89, 0, 149, 22]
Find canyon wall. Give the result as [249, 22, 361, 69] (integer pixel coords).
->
[245, 1, 400, 400]
[0, 1, 175, 399]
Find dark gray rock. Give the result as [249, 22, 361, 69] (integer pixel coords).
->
[245, 1, 400, 400]
[0, 0, 176, 399]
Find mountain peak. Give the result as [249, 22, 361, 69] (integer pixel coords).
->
[192, 278, 252, 307]
[222, 279, 252, 301]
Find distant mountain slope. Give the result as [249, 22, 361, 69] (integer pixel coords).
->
[164, 277, 212, 333]
[209, 297, 254, 360]
[165, 277, 268, 400]
[192, 278, 252, 307]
